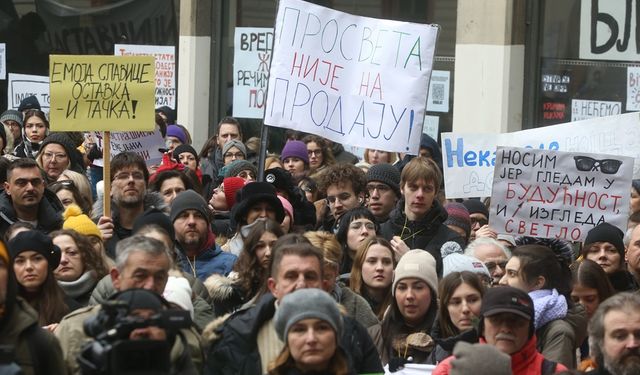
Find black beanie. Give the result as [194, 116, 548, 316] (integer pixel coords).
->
[39, 133, 75, 160]
[583, 222, 625, 256]
[367, 163, 400, 197]
[8, 230, 61, 270]
[18, 95, 41, 112]
[173, 144, 199, 164]
[462, 199, 489, 218]
[133, 207, 175, 240]
[112, 288, 165, 313]
[170, 190, 210, 223]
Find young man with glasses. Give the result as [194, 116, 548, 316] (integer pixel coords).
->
[94, 152, 167, 259]
[0, 158, 64, 237]
[366, 163, 401, 223]
[317, 163, 367, 232]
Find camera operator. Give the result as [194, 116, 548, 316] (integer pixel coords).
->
[78, 288, 198, 375]
[0, 239, 66, 375]
[55, 236, 204, 375]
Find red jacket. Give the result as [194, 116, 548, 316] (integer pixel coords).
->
[432, 336, 568, 375]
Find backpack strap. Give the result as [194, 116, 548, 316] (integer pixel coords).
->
[541, 358, 558, 375]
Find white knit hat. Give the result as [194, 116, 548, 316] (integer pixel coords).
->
[441, 241, 491, 279]
[162, 276, 194, 319]
[392, 249, 438, 297]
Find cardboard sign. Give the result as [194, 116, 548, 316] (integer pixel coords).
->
[233, 27, 273, 118]
[580, 0, 640, 61]
[489, 146, 632, 241]
[264, 0, 438, 154]
[114, 44, 176, 108]
[441, 112, 640, 198]
[49, 55, 156, 131]
[7, 73, 50, 110]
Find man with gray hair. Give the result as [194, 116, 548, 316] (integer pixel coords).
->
[465, 237, 511, 285]
[55, 235, 203, 374]
[586, 292, 640, 375]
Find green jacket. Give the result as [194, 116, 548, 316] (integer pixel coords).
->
[0, 297, 66, 375]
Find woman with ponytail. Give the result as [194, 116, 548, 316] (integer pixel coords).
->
[499, 244, 588, 369]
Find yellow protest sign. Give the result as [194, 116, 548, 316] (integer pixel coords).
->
[49, 55, 155, 131]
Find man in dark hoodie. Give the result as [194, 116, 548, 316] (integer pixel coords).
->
[0, 158, 63, 237]
[380, 157, 463, 276]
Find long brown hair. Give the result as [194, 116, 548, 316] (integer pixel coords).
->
[437, 271, 486, 339]
[50, 229, 109, 279]
[233, 219, 284, 300]
[16, 266, 70, 325]
[349, 236, 396, 319]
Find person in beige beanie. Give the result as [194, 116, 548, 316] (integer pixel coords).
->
[369, 249, 439, 366]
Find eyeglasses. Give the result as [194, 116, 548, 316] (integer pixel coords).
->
[326, 192, 352, 205]
[43, 152, 68, 162]
[114, 171, 145, 181]
[573, 156, 622, 174]
[366, 184, 391, 194]
[224, 152, 245, 159]
[51, 180, 75, 189]
[307, 149, 322, 157]
[470, 217, 488, 228]
[484, 260, 508, 273]
[13, 177, 43, 188]
[349, 221, 375, 231]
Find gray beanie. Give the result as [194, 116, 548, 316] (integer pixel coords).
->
[0, 110, 23, 127]
[170, 190, 211, 223]
[441, 241, 491, 278]
[222, 139, 247, 158]
[274, 288, 343, 341]
[367, 163, 401, 197]
[224, 159, 257, 178]
[392, 249, 438, 297]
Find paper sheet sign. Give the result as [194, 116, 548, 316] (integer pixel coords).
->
[489, 146, 632, 242]
[264, 0, 438, 154]
[49, 55, 155, 131]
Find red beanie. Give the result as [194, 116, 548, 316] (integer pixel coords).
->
[223, 177, 246, 209]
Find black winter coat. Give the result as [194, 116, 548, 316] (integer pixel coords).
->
[0, 188, 63, 238]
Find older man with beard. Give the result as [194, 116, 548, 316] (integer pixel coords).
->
[586, 292, 640, 375]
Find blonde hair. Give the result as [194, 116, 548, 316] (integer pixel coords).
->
[400, 156, 442, 194]
[304, 231, 342, 271]
[58, 169, 94, 213]
[364, 149, 397, 164]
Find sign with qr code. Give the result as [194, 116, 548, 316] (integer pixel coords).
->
[427, 70, 449, 113]
[264, 0, 439, 154]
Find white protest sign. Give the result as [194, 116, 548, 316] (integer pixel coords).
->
[114, 44, 176, 108]
[7, 73, 49, 110]
[628, 66, 640, 111]
[0, 44, 6, 80]
[264, 0, 438, 154]
[571, 99, 621, 122]
[442, 112, 640, 199]
[423, 115, 439, 140]
[233, 27, 273, 118]
[580, 0, 639, 61]
[489, 146, 632, 242]
[384, 363, 434, 375]
[89, 130, 165, 167]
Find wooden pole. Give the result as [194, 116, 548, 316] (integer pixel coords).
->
[102, 131, 111, 217]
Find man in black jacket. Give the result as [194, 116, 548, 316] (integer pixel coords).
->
[380, 157, 463, 276]
[0, 158, 63, 237]
[205, 235, 382, 375]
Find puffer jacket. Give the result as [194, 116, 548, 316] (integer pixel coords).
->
[536, 303, 588, 369]
[0, 297, 66, 375]
[380, 199, 463, 276]
[0, 188, 64, 237]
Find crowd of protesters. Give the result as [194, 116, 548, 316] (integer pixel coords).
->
[0, 96, 640, 375]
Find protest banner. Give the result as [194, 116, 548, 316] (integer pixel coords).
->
[115, 44, 176, 108]
[628, 66, 640, 111]
[49, 55, 156, 131]
[233, 27, 273, 118]
[441, 112, 640, 199]
[571, 99, 621, 122]
[580, 0, 639, 61]
[7, 73, 50, 110]
[89, 130, 165, 168]
[489, 146, 632, 242]
[263, 0, 438, 154]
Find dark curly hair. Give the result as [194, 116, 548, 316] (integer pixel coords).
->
[318, 163, 366, 196]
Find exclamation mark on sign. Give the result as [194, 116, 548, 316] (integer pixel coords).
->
[406, 109, 414, 151]
[131, 100, 138, 119]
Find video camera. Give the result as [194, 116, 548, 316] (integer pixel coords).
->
[77, 299, 191, 375]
